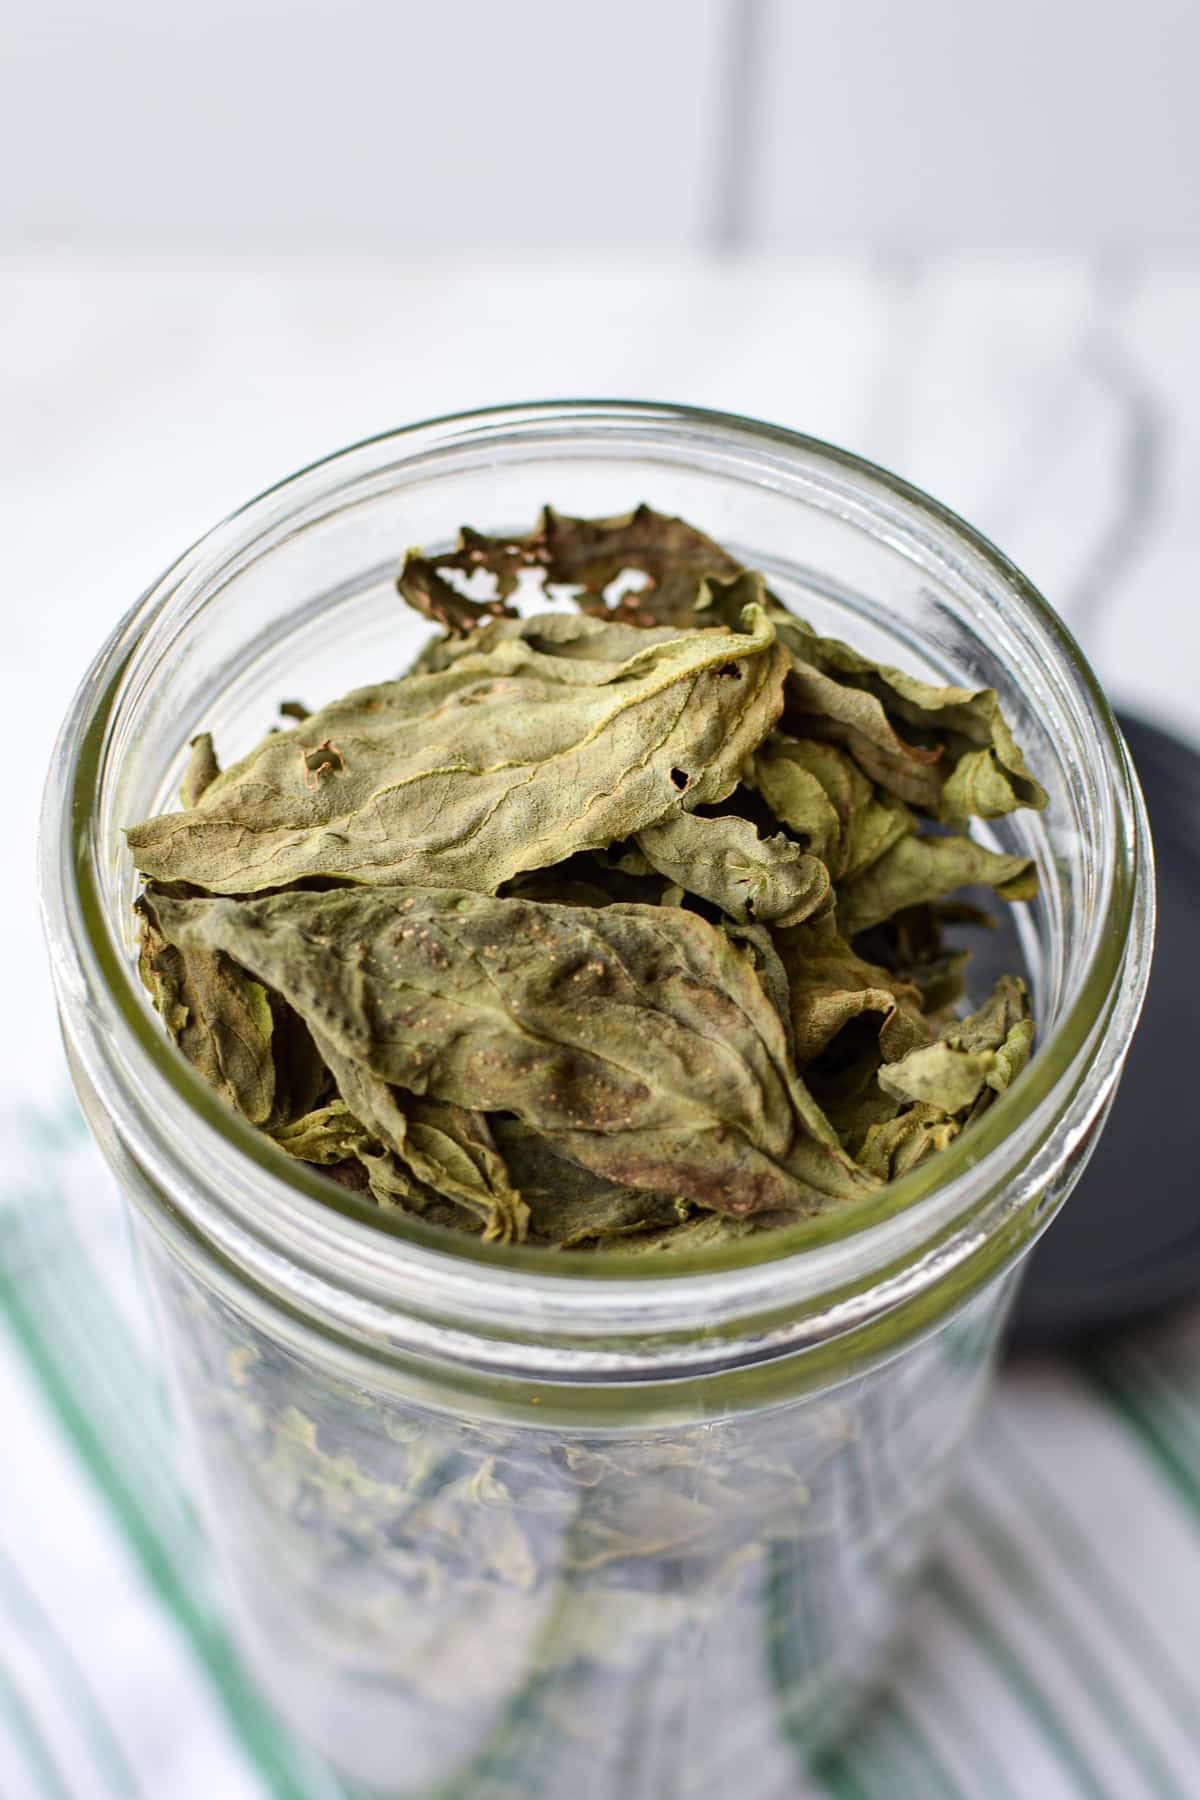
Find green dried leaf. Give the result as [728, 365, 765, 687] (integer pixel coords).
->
[136, 893, 275, 1124]
[721, 921, 797, 1060]
[414, 610, 684, 679]
[131, 503, 1047, 1254]
[271, 1098, 372, 1163]
[636, 811, 831, 927]
[126, 610, 788, 896]
[775, 921, 932, 1068]
[309, 1034, 530, 1243]
[858, 1106, 961, 1180]
[493, 1120, 689, 1248]
[837, 833, 1038, 937]
[144, 884, 877, 1220]
[589, 1212, 759, 1255]
[877, 975, 1033, 1117]
[784, 658, 947, 811]
[878, 1044, 996, 1113]
[772, 614, 1048, 820]
[752, 735, 914, 879]
[179, 731, 220, 808]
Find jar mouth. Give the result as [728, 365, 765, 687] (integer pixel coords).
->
[40, 400, 1154, 1374]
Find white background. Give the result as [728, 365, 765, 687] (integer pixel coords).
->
[3, 0, 1198, 250]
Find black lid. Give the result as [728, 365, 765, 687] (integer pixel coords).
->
[1009, 711, 1199, 1349]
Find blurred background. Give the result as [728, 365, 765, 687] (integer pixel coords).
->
[3, 3, 1199, 1797]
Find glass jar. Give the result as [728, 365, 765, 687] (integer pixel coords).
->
[40, 402, 1153, 1799]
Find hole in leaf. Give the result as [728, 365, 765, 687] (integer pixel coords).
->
[669, 767, 691, 791]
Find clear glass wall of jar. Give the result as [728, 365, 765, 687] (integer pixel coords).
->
[41, 403, 1154, 1798]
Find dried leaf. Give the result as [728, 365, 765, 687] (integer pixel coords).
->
[126, 610, 788, 896]
[131, 503, 1047, 1253]
[402, 505, 744, 633]
[772, 614, 1048, 820]
[775, 921, 931, 1067]
[752, 735, 914, 879]
[876, 976, 1034, 1125]
[144, 885, 877, 1219]
[397, 548, 519, 636]
[492, 1120, 688, 1248]
[858, 1106, 961, 1180]
[837, 833, 1037, 937]
[309, 1033, 530, 1243]
[271, 1099, 372, 1164]
[636, 811, 831, 928]
[136, 893, 276, 1124]
[414, 610, 684, 680]
[179, 732, 220, 808]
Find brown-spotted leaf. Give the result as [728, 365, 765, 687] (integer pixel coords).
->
[492, 1119, 688, 1247]
[126, 609, 788, 896]
[145, 886, 877, 1219]
[397, 504, 743, 633]
[397, 547, 519, 636]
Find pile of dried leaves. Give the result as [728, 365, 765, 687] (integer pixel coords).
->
[127, 506, 1044, 1250]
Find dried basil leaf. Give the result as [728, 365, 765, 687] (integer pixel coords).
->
[308, 1032, 530, 1244]
[775, 920, 931, 1068]
[836, 833, 1037, 937]
[879, 972, 1033, 1110]
[126, 610, 788, 897]
[403, 505, 743, 633]
[772, 614, 1048, 820]
[414, 610, 684, 680]
[144, 884, 876, 1219]
[752, 735, 914, 880]
[492, 1120, 689, 1248]
[784, 657, 947, 811]
[271, 1098, 373, 1164]
[179, 731, 220, 808]
[397, 548, 520, 636]
[858, 1106, 961, 1180]
[136, 893, 275, 1124]
[635, 811, 831, 928]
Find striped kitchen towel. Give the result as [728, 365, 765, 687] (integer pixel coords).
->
[2, 1090, 1198, 1800]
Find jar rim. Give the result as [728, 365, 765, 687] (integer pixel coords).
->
[40, 399, 1155, 1379]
